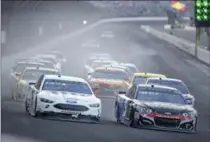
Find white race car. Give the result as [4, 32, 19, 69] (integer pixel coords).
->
[118, 63, 138, 74]
[25, 74, 101, 123]
[34, 54, 62, 72]
[44, 50, 67, 63]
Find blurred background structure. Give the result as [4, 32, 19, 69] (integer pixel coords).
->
[1, 0, 209, 55]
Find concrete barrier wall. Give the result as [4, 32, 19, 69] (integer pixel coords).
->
[140, 25, 210, 65]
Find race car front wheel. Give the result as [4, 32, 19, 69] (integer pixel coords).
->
[28, 97, 38, 117]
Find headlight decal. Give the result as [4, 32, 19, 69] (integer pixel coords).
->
[40, 98, 54, 103]
[89, 103, 100, 107]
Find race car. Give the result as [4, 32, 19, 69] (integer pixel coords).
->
[85, 59, 118, 79]
[146, 78, 195, 106]
[25, 74, 101, 123]
[105, 64, 133, 78]
[118, 63, 138, 75]
[84, 53, 113, 77]
[34, 54, 62, 72]
[100, 30, 115, 38]
[88, 67, 130, 94]
[10, 61, 45, 86]
[44, 50, 67, 63]
[115, 84, 197, 133]
[81, 39, 100, 49]
[130, 73, 167, 85]
[33, 59, 57, 70]
[12, 67, 59, 101]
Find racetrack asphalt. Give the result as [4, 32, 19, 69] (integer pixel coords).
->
[1, 22, 210, 142]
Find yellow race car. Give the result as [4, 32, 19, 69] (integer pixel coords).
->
[88, 67, 130, 94]
[12, 67, 60, 101]
[129, 72, 167, 87]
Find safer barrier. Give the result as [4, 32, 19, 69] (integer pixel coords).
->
[140, 25, 210, 65]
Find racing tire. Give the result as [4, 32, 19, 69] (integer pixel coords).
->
[25, 99, 30, 115]
[12, 90, 17, 100]
[129, 118, 138, 128]
[28, 97, 39, 117]
[95, 116, 101, 123]
[192, 117, 198, 133]
[115, 103, 121, 123]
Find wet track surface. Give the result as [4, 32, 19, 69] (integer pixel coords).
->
[2, 23, 210, 142]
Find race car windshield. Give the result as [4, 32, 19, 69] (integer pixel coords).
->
[133, 77, 148, 84]
[42, 79, 92, 95]
[92, 70, 129, 80]
[136, 89, 186, 105]
[147, 80, 189, 94]
[23, 70, 58, 80]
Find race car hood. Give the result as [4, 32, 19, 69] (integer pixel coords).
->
[39, 91, 100, 104]
[91, 78, 127, 87]
[135, 101, 195, 113]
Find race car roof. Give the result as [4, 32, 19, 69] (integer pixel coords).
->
[120, 63, 136, 67]
[24, 67, 59, 72]
[138, 84, 179, 92]
[147, 77, 182, 83]
[44, 75, 88, 84]
[106, 65, 130, 70]
[95, 67, 126, 72]
[45, 50, 62, 54]
[35, 54, 57, 59]
[17, 61, 44, 65]
[92, 59, 116, 63]
[35, 59, 53, 63]
[134, 72, 167, 78]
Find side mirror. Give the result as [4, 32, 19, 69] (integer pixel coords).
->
[88, 72, 92, 76]
[186, 99, 193, 105]
[15, 72, 21, 77]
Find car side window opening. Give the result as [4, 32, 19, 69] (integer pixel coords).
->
[127, 86, 136, 99]
[35, 75, 44, 90]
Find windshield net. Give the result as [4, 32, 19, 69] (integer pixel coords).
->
[92, 70, 129, 80]
[147, 80, 189, 94]
[42, 79, 92, 95]
[136, 89, 186, 105]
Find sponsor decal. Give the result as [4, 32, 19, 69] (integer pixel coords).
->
[61, 110, 80, 115]
[155, 114, 179, 119]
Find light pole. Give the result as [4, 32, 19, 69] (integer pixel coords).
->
[195, 27, 200, 57]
